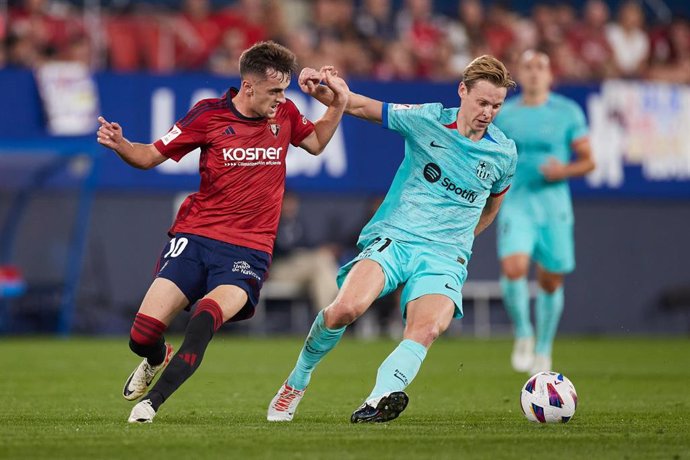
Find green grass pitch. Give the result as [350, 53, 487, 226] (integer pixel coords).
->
[1, 336, 688, 459]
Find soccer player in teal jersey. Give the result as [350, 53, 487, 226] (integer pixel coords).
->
[492, 51, 595, 375]
[267, 56, 518, 423]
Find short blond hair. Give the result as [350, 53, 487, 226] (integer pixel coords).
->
[463, 55, 516, 91]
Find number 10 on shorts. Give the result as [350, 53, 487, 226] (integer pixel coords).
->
[163, 237, 189, 258]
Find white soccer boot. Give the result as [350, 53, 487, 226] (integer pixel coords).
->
[267, 382, 306, 421]
[128, 399, 156, 423]
[530, 354, 553, 374]
[123, 343, 174, 401]
[511, 336, 535, 372]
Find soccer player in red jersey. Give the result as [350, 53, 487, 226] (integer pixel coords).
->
[96, 41, 349, 423]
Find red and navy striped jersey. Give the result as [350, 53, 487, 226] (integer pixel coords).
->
[153, 88, 315, 254]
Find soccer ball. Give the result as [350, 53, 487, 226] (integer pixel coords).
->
[520, 372, 577, 423]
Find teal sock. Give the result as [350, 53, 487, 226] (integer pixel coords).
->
[535, 287, 564, 356]
[366, 339, 427, 401]
[500, 276, 534, 338]
[287, 310, 346, 390]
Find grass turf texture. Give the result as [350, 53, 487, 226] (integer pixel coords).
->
[1, 337, 688, 459]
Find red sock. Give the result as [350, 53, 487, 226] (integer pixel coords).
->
[129, 313, 167, 365]
[131, 313, 167, 345]
[192, 298, 224, 332]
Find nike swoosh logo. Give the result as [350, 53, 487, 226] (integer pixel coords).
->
[430, 141, 447, 149]
[445, 283, 459, 292]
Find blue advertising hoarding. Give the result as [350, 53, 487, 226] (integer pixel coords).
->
[1, 69, 688, 198]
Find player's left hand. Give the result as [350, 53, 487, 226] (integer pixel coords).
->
[540, 157, 569, 181]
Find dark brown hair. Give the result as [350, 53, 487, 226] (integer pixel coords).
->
[239, 41, 297, 79]
[463, 55, 516, 91]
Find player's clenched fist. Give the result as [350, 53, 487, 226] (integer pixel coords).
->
[298, 66, 349, 109]
[321, 67, 349, 103]
[298, 67, 321, 94]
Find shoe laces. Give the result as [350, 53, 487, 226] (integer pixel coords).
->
[140, 399, 153, 409]
[274, 386, 302, 411]
[143, 361, 158, 380]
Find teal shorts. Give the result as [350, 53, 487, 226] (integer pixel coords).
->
[336, 236, 468, 321]
[497, 209, 575, 274]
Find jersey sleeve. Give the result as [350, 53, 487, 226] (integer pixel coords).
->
[491, 144, 517, 196]
[566, 102, 589, 145]
[285, 99, 315, 146]
[382, 102, 442, 136]
[153, 102, 209, 162]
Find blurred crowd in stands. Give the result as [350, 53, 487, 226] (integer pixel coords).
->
[1, 0, 689, 83]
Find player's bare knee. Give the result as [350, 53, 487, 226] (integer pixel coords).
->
[324, 300, 362, 328]
[538, 276, 563, 293]
[405, 324, 442, 348]
[503, 264, 527, 280]
[502, 255, 529, 280]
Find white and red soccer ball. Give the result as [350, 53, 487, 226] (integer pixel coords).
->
[520, 372, 578, 423]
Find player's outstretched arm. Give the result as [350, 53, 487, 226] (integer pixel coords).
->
[343, 91, 383, 123]
[299, 67, 383, 124]
[299, 69, 349, 155]
[97, 116, 167, 170]
[474, 194, 505, 237]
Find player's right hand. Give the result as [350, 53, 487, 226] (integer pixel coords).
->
[540, 157, 568, 182]
[97, 116, 126, 151]
[298, 67, 322, 95]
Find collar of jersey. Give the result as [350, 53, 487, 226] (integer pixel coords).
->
[518, 92, 552, 108]
[443, 119, 498, 144]
[226, 87, 266, 122]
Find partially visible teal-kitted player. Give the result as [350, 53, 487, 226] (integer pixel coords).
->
[493, 50, 595, 375]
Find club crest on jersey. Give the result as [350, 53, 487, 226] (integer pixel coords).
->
[476, 161, 491, 180]
[269, 123, 281, 137]
[161, 125, 182, 145]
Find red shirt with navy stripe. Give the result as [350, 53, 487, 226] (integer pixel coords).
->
[153, 88, 315, 254]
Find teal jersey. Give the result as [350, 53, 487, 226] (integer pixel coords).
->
[493, 92, 588, 223]
[359, 102, 517, 263]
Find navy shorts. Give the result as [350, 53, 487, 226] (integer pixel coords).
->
[154, 233, 271, 322]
